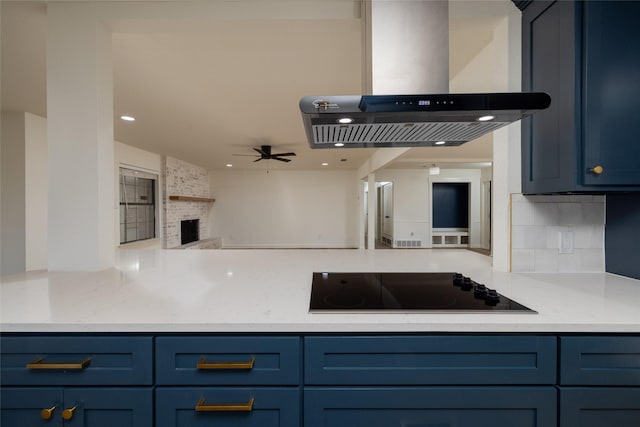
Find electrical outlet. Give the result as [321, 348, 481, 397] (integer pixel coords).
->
[559, 231, 574, 254]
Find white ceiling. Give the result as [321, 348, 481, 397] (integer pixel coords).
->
[1, 0, 513, 172]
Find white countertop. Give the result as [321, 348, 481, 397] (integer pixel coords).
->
[1, 248, 639, 333]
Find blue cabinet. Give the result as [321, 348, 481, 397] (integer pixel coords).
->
[559, 388, 640, 427]
[305, 335, 556, 385]
[2, 333, 639, 426]
[305, 387, 557, 427]
[156, 387, 300, 427]
[155, 336, 301, 427]
[521, 0, 640, 193]
[305, 335, 558, 427]
[558, 336, 640, 427]
[0, 336, 153, 426]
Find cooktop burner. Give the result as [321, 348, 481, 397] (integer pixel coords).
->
[310, 272, 535, 312]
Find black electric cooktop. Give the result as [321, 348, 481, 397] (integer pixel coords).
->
[310, 272, 535, 312]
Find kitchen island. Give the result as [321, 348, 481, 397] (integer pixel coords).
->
[2, 249, 639, 427]
[1, 248, 639, 333]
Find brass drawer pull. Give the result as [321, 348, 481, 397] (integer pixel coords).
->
[27, 357, 92, 370]
[195, 397, 254, 412]
[197, 356, 255, 370]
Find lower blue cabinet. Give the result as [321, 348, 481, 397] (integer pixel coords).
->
[559, 387, 640, 427]
[1, 387, 152, 427]
[304, 387, 557, 427]
[156, 387, 300, 427]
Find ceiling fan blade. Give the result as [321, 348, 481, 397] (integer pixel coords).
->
[272, 156, 292, 162]
[272, 152, 296, 157]
[233, 154, 259, 157]
[253, 148, 265, 156]
[253, 158, 263, 162]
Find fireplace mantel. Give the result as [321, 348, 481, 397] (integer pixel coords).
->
[168, 195, 215, 203]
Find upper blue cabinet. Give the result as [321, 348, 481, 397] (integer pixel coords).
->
[521, 0, 640, 193]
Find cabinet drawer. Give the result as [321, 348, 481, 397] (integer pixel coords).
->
[0, 336, 153, 386]
[304, 336, 556, 385]
[304, 387, 557, 427]
[156, 336, 300, 385]
[156, 387, 300, 427]
[560, 336, 640, 385]
[559, 387, 640, 427]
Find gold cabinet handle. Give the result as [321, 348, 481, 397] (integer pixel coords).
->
[26, 357, 92, 370]
[62, 406, 77, 420]
[197, 356, 255, 370]
[40, 406, 56, 420]
[589, 165, 604, 175]
[195, 397, 254, 412]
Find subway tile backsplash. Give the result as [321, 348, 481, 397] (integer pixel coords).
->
[511, 194, 605, 272]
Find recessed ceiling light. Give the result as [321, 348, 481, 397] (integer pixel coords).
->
[321, 162, 329, 166]
[435, 141, 446, 145]
[478, 115, 495, 122]
[120, 115, 135, 122]
[337, 117, 353, 124]
[226, 164, 233, 168]
[334, 143, 344, 147]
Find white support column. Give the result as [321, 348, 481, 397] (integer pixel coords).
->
[367, 173, 377, 250]
[47, 3, 115, 271]
[370, 0, 449, 94]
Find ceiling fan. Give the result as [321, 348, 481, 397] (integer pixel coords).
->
[233, 145, 296, 163]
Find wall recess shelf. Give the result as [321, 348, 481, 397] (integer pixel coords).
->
[168, 195, 215, 203]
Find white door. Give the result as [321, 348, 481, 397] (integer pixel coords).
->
[380, 183, 393, 243]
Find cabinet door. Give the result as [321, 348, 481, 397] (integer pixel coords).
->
[156, 387, 300, 427]
[304, 387, 557, 427]
[560, 388, 640, 427]
[1, 388, 64, 427]
[522, 0, 579, 194]
[581, 1, 640, 186]
[61, 388, 152, 427]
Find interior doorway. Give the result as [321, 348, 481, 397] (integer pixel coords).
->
[377, 182, 393, 247]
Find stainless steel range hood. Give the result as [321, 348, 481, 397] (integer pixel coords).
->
[299, 93, 551, 148]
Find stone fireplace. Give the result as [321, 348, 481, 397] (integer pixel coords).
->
[162, 156, 214, 249]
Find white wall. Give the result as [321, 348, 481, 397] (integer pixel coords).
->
[375, 169, 430, 246]
[24, 112, 48, 271]
[373, 168, 483, 248]
[209, 170, 360, 248]
[1, 112, 48, 275]
[1, 112, 26, 276]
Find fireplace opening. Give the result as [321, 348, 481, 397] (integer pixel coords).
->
[181, 219, 199, 245]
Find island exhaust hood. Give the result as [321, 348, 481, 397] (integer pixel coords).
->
[299, 93, 551, 148]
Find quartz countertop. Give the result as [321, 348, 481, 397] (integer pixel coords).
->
[1, 248, 639, 333]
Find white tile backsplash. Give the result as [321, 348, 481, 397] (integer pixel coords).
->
[511, 194, 605, 272]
